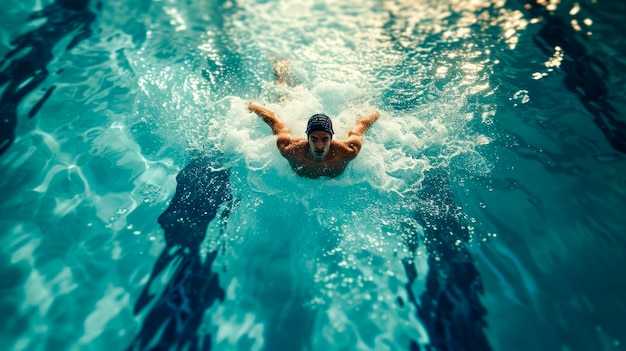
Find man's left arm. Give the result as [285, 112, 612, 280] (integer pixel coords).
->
[348, 111, 380, 138]
[340, 111, 380, 157]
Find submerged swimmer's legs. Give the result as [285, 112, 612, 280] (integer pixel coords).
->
[271, 56, 297, 87]
[266, 56, 301, 104]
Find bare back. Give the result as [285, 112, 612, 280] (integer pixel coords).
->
[249, 101, 379, 179]
[279, 138, 361, 178]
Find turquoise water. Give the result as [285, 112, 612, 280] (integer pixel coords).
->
[1, 0, 625, 350]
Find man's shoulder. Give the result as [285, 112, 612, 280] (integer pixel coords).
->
[332, 137, 362, 158]
[279, 136, 306, 153]
[280, 135, 306, 146]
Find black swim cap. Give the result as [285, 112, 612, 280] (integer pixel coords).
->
[306, 114, 334, 136]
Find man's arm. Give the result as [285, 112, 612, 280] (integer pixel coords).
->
[248, 102, 290, 135]
[339, 111, 380, 157]
[248, 101, 293, 152]
[348, 111, 380, 138]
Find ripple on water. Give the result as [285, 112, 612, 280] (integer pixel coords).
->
[8, 0, 626, 349]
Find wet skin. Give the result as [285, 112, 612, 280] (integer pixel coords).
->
[248, 101, 379, 178]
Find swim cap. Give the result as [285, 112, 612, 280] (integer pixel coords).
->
[306, 114, 334, 136]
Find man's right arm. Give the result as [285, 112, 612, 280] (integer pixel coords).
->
[248, 101, 291, 135]
[248, 101, 293, 153]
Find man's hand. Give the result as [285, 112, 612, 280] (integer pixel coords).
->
[248, 101, 262, 113]
[349, 110, 380, 138]
[248, 101, 290, 136]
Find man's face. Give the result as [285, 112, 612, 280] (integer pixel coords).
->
[308, 131, 332, 161]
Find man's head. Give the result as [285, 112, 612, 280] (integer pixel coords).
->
[306, 114, 333, 161]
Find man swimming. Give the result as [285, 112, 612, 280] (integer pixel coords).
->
[248, 101, 379, 178]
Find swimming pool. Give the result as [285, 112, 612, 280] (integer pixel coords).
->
[1, 0, 625, 350]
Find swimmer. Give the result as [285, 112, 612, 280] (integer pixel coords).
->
[248, 57, 379, 178]
[248, 102, 379, 178]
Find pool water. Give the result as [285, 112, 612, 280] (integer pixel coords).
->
[1, 0, 625, 350]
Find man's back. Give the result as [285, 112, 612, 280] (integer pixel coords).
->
[249, 101, 379, 179]
[280, 139, 358, 178]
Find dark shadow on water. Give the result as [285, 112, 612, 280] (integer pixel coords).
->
[0, 0, 98, 157]
[376, 7, 493, 350]
[404, 168, 491, 351]
[127, 154, 232, 351]
[522, 0, 626, 154]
